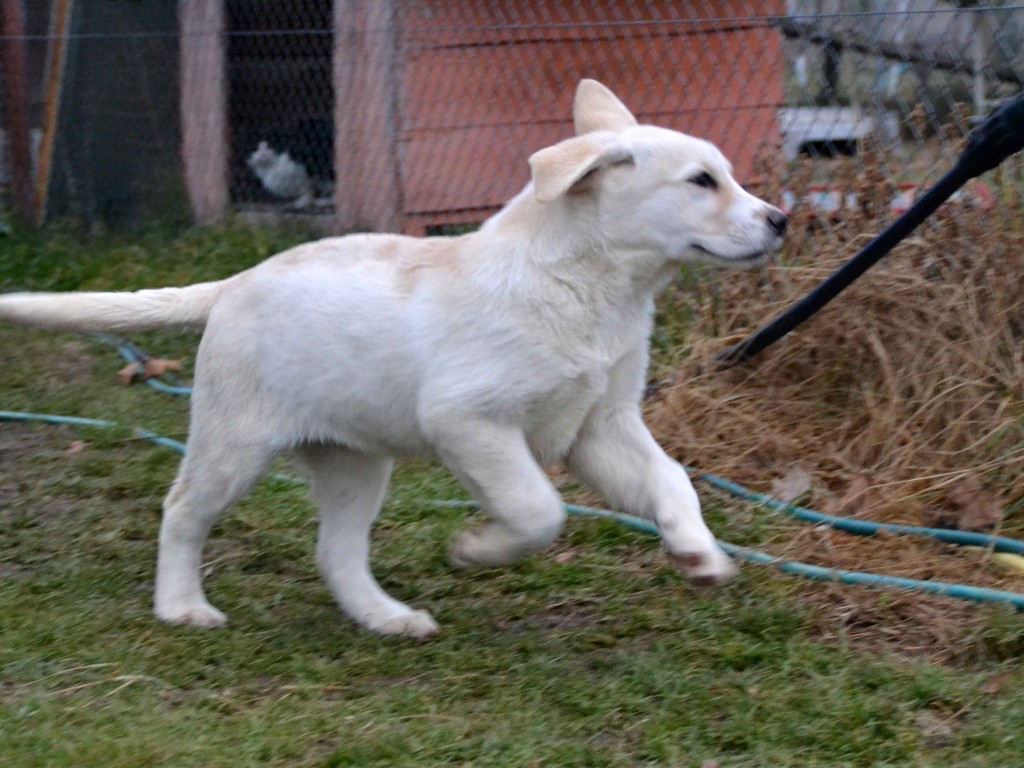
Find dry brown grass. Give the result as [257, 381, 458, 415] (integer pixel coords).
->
[645, 146, 1024, 644]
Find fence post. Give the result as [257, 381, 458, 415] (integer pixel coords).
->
[334, 0, 401, 233]
[0, 0, 33, 223]
[179, 0, 228, 225]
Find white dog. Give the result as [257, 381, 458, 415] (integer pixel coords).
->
[0, 80, 786, 638]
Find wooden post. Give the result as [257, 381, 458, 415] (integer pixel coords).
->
[34, 0, 73, 224]
[334, 0, 401, 233]
[1, 0, 33, 222]
[180, 0, 227, 224]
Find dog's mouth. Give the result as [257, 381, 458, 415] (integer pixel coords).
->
[690, 243, 771, 264]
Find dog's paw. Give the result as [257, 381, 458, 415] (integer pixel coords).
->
[449, 528, 489, 569]
[369, 609, 440, 640]
[449, 525, 526, 569]
[669, 547, 737, 587]
[155, 602, 228, 629]
[450, 528, 498, 569]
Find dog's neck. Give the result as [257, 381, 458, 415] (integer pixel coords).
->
[482, 184, 677, 300]
[465, 184, 672, 360]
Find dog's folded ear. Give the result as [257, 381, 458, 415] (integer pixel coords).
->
[529, 132, 633, 203]
[574, 79, 638, 135]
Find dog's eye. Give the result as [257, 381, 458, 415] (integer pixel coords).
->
[689, 172, 718, 190]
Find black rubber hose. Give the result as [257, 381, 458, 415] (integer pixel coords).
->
[718, 90, 1024, 367]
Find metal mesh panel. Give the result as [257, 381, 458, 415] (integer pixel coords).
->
[226, 0, 334, 209]
[2, 0, 180, 226]
[1, 1, 1021, 233]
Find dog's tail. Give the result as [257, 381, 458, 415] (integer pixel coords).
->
[0, 279, 229, 333]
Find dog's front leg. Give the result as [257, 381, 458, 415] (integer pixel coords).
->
[425, 416, 566, 568]
[567, 401, 736, 586]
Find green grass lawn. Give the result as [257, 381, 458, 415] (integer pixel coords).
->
[2, 222, 1023, 767]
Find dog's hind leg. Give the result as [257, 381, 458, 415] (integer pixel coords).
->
[425, 418, 566, 569]
[299, 444, 439, 639]
[155, 434, 278, 629]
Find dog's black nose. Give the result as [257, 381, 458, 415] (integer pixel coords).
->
[767, 210, 788, 236]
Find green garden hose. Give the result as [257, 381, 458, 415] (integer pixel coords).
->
[4, 404, 1023, 611]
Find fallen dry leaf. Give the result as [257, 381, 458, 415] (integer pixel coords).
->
[947, 475, 1002, 532]
[921, 504, 958, 530]
[770, 463, 812, 504]
[554, 549, 581, 565]
[65, 440, 88, 455]
[142, 358, 183, 379]
[116, 362, 143, 387]
[116, 358, 183, 387]
[822, 474, 880, 517]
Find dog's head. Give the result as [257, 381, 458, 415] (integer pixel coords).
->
[528, 80, 786, 268]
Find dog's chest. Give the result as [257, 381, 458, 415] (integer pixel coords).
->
[524, 367, 608, 464]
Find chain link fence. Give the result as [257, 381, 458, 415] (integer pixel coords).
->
[0, 1, 1021, 234]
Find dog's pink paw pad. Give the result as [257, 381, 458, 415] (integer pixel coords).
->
[669, 550, 738, 587]
[671, 552, 706, 570]
[689, 572, 731, 588]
